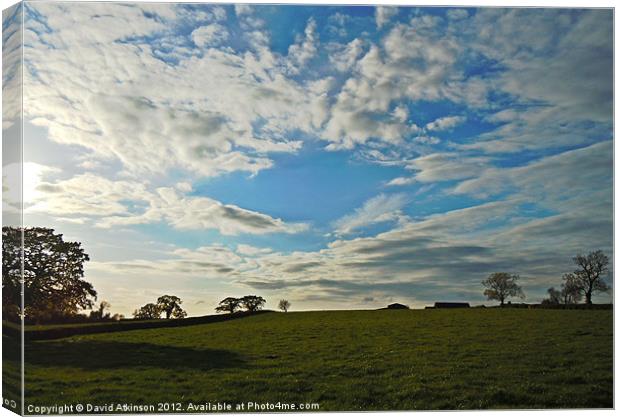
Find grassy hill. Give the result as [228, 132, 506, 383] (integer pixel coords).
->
[6, 309, 613, 411]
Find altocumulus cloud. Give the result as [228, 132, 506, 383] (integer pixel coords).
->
[8, 4, 612, 312]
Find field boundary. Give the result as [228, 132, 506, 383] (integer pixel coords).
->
[2, 311, 274, 341]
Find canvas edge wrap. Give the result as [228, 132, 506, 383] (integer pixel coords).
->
[2, 1, 24, 415]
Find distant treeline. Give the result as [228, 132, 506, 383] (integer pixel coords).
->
[3, 310, 272, 341]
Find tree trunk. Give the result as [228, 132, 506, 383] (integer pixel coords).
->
[585, 291, 592, 305]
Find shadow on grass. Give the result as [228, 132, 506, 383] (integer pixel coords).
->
[25, 340, 246, 371]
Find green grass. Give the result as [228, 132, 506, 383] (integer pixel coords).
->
[11, 309, 614, 411]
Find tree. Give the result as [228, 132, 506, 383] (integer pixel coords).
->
[278, 299, 291, 313]
[156, 295, 187, 319]
[90, 300, 111, 320]
[133, 303, 162, 320]
[572, 250, 610, 304]
[98, 300, 111, 318]
[482, 272, 525, 306]
[215, 297, 241, 314]
[542, 287, 561, 305]
[561, 273, 582, 304]
[2, 227, 96, 322]
[240, 295, 266, 312]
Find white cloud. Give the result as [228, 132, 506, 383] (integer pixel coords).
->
[327, 38, 365, 72]
[175, 182, 193, 193]
[99, 186, 310, 235]
[333, 193, 409, 236]
[191, 24, 229, 48]
[2, 3, 22, 129]
[320, 19, 476, 151]
[386, 177, 416, 187]
[3, 162, 61, 213]
[174, 244, 243, 265]
[22, 3, 331, 182]
[460, 9, 612, 153]
[425, 115, 465, 131]
[392, 105, 409, 123]
[375, 6, 398, 29]
[211, 6, 227, 21]
[406, 153, 489, 184]
[414, 135, 440, 145]
[327, 12, 350, 37]
[446, 9, 469, 21]
[29, 173, 309, 236]
[236, 244, 273, 256]
[234, 4, 253, 16]
[287, 18, 319, 74]
[29, 173, 151, 217]
[454, 141, 612, 207]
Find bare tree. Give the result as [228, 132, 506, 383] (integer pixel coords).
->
[561, 273, 582, 304]
[572, 250, 610, 304]
[542, 287, 561, 305]
[482, 272, 525, 306]
[278, 299, 291, 313]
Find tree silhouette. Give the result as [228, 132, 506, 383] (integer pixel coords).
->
[2, 227, 96, 322]
[215, 297, 241, 314]
[482, 272, 524, 306]
[99, 300, 111, 317]
[561, 273, 582, 304]
[572, 250, 610, 304]
[90, 300, 111, 320]
[542, 287, 561, 305]
[156, 295, 187, 319]
[241, 295, 266, 312]
[133, 303, 162, 319]
[278, 299, 291, 313]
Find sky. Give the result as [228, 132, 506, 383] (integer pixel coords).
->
[2, 2, 614, 316]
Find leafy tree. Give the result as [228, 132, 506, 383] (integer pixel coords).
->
[482, 272, 525, 306]
[241, 295, 266, 312]
[156, 295, 187, 319]
[2, 227, 96, 322]
[561, 273, 582, 304]
[278, 299, 291, 313]
[133, 303, 162, 319]
[215, 297, 241, 314]
[572, 250, 610, 304]
[542, 287, 561, 305]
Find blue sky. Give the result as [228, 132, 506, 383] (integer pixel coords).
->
[2, 3, 613, 315]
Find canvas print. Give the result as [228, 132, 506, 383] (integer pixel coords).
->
[1, 1, 614, 414]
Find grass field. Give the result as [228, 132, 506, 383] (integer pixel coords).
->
[5, 309, 614, 411]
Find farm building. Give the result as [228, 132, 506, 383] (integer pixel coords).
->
[427, 302, 471, 309]
[381, 303, 410, 310]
